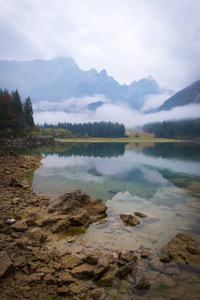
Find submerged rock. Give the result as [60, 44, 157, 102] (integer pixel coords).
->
[134, 211, 148, 218]
[134, 277, 150, 290]
[120, 213, 140, 226]
[115, 262, 136, 279]
[160, 233, 200, 265]
[141, 250, 151, 258]
[118, 250, 137, 263]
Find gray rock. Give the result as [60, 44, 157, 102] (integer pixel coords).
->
[0, 251, 13, 278]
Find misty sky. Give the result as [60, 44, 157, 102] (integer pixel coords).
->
[1, 0, 200, 91]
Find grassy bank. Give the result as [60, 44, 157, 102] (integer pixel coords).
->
[55, 130, 179, 143]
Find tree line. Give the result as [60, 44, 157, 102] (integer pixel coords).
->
[40, 121, 125, 138]
[143, 119, 200, 139]
[0, 89, 34, 136]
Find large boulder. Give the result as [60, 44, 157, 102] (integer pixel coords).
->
[160, 233, 200, 265]
[48, 190, 107, 216]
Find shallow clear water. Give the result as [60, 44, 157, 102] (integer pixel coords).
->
[23, 142, 200, 251]
[22, 142, 200, 298]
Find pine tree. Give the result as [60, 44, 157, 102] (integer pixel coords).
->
[23, 97, 34, 131]
[11, 89, 23, 131]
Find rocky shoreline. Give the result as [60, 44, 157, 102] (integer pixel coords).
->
[0, 146, 200, 299]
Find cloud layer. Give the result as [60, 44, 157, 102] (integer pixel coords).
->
[34, 102, 200, 128]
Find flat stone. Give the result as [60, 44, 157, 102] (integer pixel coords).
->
[43, 273, 57, 284]
[134, 211, 148, 218]
[118, 251, 137, 263]
[57, 286, 69, 296]
[59, 272, 77, 285]
[62, 255, 83, 269]
[71, 263, 95, 279]
[0, 251, 12, 278]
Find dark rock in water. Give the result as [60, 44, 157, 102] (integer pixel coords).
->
[93, 254, 115, 280]
[118, 250, 137, 263]
[97, 265, 116, 287]
[108, 189, 120, 194]
[134, 277, 150, 290]
[84, 252, 101, 265]
[120, 213, 140, 226]
[134, 211, 148, 218]
[141, 250, 151, 258]
[160, 233, 200, 265]
[115, 262, 136, 279]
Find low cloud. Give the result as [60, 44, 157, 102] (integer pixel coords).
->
[34, 102, 200, 128]
[33, 95, 106, 112]
[141, 92, 174, 113]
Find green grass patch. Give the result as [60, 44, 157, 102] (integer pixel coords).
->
[158, 282, 170, 290]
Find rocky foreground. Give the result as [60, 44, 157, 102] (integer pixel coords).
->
[0, 146, 200, 300]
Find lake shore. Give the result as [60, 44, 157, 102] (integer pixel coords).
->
[0, 146, 200, 299]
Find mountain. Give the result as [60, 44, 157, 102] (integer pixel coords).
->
[158, 79, 200, 111]
[0, 57, 165, 111]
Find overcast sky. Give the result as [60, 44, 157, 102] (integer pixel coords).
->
[0, 0, 200, 91]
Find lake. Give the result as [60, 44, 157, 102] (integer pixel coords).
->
[22, 142, 200, 299]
